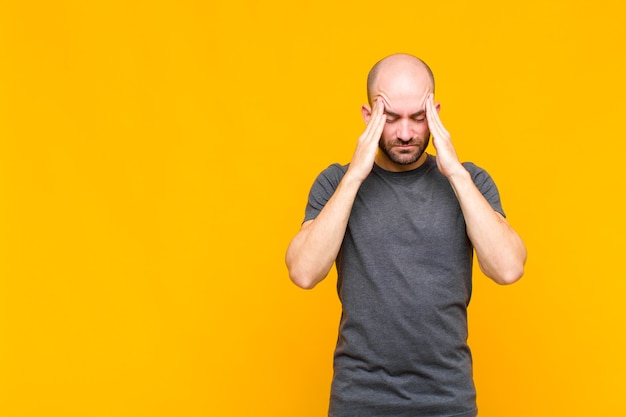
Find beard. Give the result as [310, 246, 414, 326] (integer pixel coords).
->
[378, 134, 430, 166]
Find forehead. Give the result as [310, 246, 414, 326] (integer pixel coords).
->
[374, 68, 432, 112]
[379, 84, 430, 115]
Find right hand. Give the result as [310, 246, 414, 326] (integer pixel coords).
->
[347, 97, 386, 183]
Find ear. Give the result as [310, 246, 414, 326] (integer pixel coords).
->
[435, 102, 441, 114]
[361, 104, 372, 124]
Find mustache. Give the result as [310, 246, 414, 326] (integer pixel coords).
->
[389, 139, 420, 146]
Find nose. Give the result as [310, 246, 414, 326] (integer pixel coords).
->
[396, 119, 413, 141]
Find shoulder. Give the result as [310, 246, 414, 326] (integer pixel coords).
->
[313, 163, 348, 187]
[461, 161, 486, 174]
[462, 161, 505, 215]
[304, 163, 348, 221]
[322, 162, 348, 177]
[462, 161, 496, 185]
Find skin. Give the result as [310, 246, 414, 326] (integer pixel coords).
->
[286, 54, 526, 289]
[362, 55, 435, 172]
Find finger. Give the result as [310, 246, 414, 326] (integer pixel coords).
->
[363, 112, 385, 147]
[362, 98, 385, 142]
[426, 95, 447, 138]
[425, 96, 439, 131]
[369, 99, 381, 127]
[425, 94, 438, 124]
[372, 96, 385, 120]
[369, 110, 386, 142]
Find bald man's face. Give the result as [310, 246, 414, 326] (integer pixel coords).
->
[369, 68, 433, 169]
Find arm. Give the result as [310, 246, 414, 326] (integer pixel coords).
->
[425, 94, 527, 285]
[285, 98, 386, 289]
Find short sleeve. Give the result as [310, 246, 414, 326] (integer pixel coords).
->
[463, 162, 506, 218]
[303, 163, 347, 223]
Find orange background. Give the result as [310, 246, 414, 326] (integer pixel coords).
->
[1, 0, 625, 416]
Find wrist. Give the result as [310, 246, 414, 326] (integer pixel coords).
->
[344, 165, 369, 187]
[446, 166, 471, 187]
[342, 171, 366, 193]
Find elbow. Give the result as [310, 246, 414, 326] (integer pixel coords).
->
[285, 256, 322, 290]
[493, 266, 524, 285]
[285, 245, 328, 290]
[291, 276, 318, 290]
[480, 256, 525, 285]
[491, 258, 526, 285]
[481, 245, 527, 285]
[288, 268, 320, 290]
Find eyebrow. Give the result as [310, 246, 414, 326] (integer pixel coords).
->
[384, 108, 426, 118]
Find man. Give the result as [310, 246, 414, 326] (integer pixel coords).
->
[285, 53, 526, 417]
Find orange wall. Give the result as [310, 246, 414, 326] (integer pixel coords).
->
[1, 0, 625, 416]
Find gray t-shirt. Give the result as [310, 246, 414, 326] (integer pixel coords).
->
[303, 154, 504, 417]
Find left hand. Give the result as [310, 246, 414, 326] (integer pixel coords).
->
[425, 93, 464, 179]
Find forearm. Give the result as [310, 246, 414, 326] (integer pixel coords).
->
[287, 97, 385, 289]
[286, 174, 362, 289]
[448, 169, 527, 285]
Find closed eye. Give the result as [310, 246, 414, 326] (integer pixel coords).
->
[411, 111, 426, 123]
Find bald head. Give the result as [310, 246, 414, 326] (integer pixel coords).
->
[366, 54, 435, 105]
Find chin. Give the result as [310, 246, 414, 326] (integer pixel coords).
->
[391, 152, 423, 166]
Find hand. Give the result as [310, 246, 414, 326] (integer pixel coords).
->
[425, 93, 464, 179]
[347, 97, 386, 183]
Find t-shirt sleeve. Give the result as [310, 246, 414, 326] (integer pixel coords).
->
[303, 163, 347, 223]
[463, 162, 506, 218]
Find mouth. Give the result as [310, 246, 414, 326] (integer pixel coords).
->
[394, 144, 417, 150]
